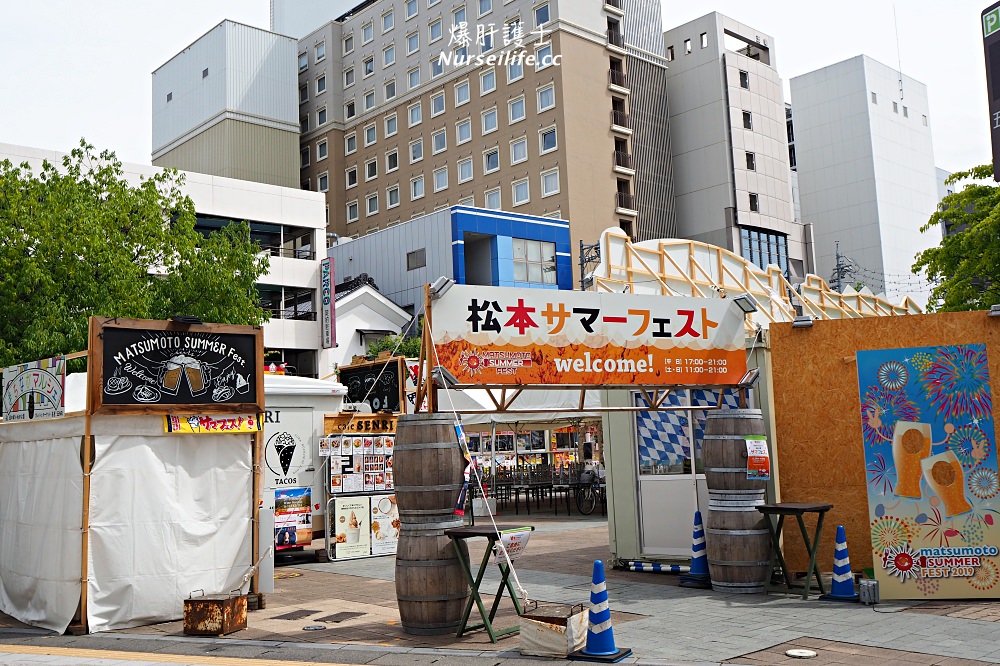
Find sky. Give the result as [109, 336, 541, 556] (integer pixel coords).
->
[0, 1, 990, 172]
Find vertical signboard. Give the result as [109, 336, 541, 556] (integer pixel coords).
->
[857, 344, 1000, 599]
[333, 496, 372, 559]
[2, 355, 66, 421]
[984, 1, 1000, 181]
[320, 258, 336, 349]
[274, 487, 312, 550]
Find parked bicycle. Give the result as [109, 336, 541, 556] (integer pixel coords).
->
[576, 470, 604, 515]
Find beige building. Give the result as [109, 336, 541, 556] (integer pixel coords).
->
[297, 0, 677, 255]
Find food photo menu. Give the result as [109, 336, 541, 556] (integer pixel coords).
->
[324, 434, 394, 495]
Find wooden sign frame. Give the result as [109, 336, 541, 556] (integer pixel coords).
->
[88, 316, 264, 416]
[337, 355, 406, 413]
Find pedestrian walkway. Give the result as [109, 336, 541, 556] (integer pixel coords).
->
[3, 513, 1000, 665]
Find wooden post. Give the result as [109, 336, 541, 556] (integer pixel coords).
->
[414, 285, 429, 414]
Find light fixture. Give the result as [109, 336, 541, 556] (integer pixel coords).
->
[737, 367, 760, 388]
[431, 365, 459, 389]
[792, 315, 814, 328]
[732, 292, 758, 314]
[989, 304, 1000, 317]
[170, 315, 203, 326]
[429, 276, 456, 300]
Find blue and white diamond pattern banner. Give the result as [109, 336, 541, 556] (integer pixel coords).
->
[635, 390, 740, 474]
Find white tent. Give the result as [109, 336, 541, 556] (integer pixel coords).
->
[435, 387, 603, 428]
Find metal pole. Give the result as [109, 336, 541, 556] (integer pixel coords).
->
[687, 388, 699, 513]
[835, 241, 842, 293]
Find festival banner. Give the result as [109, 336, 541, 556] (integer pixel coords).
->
[274, 487, 312, 551]
[430, 285, 747, 386]
[2, 355, 66, 421]
[857, 344, 1000, 599]
[163, 414, 262, 434]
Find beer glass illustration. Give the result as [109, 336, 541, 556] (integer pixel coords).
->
[892, 421, 931, 498]
[921, 451, 972, 518]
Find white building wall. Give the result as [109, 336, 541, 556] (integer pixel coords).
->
[152, 21, 299, 157]
[271, 0, 359, 39]
[790, 55, 939, 305]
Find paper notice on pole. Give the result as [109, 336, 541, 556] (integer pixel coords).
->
[745, 436, 771, 481]
[494, 527, 532, 565]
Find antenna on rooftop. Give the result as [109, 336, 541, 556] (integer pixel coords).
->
[893, 4, 904, 99]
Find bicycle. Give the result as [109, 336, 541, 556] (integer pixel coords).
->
[576, 472, 604, 515]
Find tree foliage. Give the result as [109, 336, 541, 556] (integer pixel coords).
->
[366, 333, 422, 359]
[913, 165, 1000, 312]
[0, 141, 270, 367]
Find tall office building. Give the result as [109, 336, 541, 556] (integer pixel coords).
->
[663, 13, 813, 281]
[296, 0, 677, 256]
[152, 21, 300, 188]
[790, 55, 939, 305]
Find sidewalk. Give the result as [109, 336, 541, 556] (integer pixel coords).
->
[2, 512, 1000, 665]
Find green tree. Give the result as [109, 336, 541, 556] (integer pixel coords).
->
[913, 165, 1000, 312]
[366, 334, 422, 359]
[0, 141, 270, 367]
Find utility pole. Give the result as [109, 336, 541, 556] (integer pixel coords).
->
[835, 241, 842, 292]
[579, 240, 601, 291]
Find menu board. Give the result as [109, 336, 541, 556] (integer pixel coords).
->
[333, 496, 371, 559]
[328, 434, 394, 495]
[371, 494, 400, 556]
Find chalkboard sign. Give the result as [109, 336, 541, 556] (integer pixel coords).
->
[338, 357, 404, 413]
[90, 317, 264, 415]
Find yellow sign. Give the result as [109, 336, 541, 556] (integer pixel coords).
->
[164, 414, 263, 434]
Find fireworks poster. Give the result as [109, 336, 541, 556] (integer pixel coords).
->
[858, 344, 999, 599]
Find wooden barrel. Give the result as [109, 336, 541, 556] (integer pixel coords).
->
[702, 410, 771, 593]
[393, 413, 470, 634]
[702, 409, 768, 492]
[705, 491, 771, 593]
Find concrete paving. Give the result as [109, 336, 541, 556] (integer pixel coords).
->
[2, 512, 1000, 665]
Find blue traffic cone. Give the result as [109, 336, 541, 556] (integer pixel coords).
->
[570, 560, 632, 663]
[679, 510, 712, 588]
[820, 525, 859, 602]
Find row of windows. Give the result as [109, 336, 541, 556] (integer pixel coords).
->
[740, 227, 788, 273]
[665, 31, 709, 61]
[870, 91, 928, 125]
[298, 1, 552, 74]
[329, 125, 557, 187]
[343, 168, 561, 222]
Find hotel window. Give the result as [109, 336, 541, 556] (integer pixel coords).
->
[344, 67, 355, 87]
[482, 107, 498, 134]
[742, 110, 752, 129]
[366, 193, 379, 215]
[407, 247, 426, 270]
[366, 159, 378, 181]
[364, 90, 376, 111]
[456, 118, 472, 143]
[432, 129, 447, 154]
[318, 172, 329, 192]
[535, 43, 553, 70]
[455, 79, 470, 105]
[739, 70, 749, 89]
[363, 22, 374, 43]
[480, 68, 496, 94]
[384, 44, 396, 67]
[343, 34, 354, 54]
[363, 56, 375, 77]
[347, 200, 359, 223]
[433, 166, 448, 192]
[541, 168, 559, 197]
[411, 175, 425, 200]
[346, 167, 358, 188]
[458, 157, 473, 183]
[508, 57, 524, 82]
[406, 0, 418, 18]
[345, 134, 357, 154]
[510, 136, 527, 164]
[317, 106, 328, 126]
[481, 30, 494, 53]
[364, 124, 377, 146]
[408, 66, 421, 89]
[508, 96, 526, 124]
[387, 185, 400, 208]
[382, 9, 394, 32]
[300, 116, 308, 133]
[385, 113, 398, 136]
[299, 84, 308, 103]
[537, 84, 555, 112]
[478, 0, 492, 17]
[429, 18, 443, 42]
[539, 126, 557, 153]
[384, 79, 397, 100]
[431, 91, 446, 116]
[485, 188, 501, 209]
[749, 192, 759, 212]
[300, 147, 309, 168]
[458, 196, 474, 206]
[315, 41, 326, 61]
[453, 7, 466, 27]
[431, 57, 444, 78]
[317, 139, 328, 161]
[386, 149, 399, 172]
[534, 3, 550, 26]
[484, 147, 500, 173]
[317, 74, 327, 94]
[408, 101, 422, 126]
[410, 138, 424, 163]
[298, 52, 308, 71]
[745, 152, 756, 171]
[513, 239, 556, 284]
[407, 31, 419, 54]
[512, 178, 529, 206]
